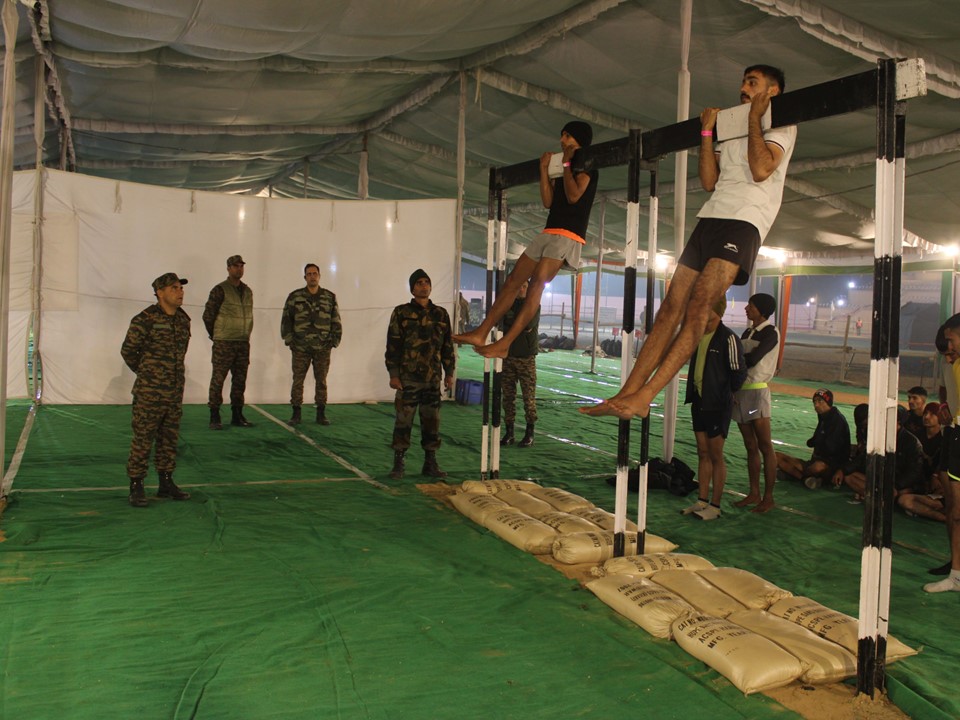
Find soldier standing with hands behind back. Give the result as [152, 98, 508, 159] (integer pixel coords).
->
[203, 255, 254, 430]
[121, 272, 192, 508]
[281, 263, 342, 426]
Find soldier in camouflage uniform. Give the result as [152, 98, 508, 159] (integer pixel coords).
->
[281, 263, 342, 425]
[500, 281, 540, 448]
[203, 254, 254, 430]
[121, 272, 192, 507]
[385, 269, 455, 480]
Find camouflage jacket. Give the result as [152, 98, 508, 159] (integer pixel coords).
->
[121, 304, 191, 401]
[280, 287, 342, 351]
[385, 299, 455, 385]
[503, 297, 541, 359]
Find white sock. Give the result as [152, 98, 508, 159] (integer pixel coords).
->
[950, 569, 960, 581]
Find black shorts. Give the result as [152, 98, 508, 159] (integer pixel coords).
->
[679, 218, 761, 286]
[690, 398, 732, 439]
[939, 426, 960, 479]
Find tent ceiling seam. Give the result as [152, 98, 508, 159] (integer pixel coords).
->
[740, 0, 960, 98]
[27, 0, 75, 169]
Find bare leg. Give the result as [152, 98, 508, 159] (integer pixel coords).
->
[476, 256, 564, 359]
[707, 434, 727, 506]
[694, 431, 712, 503]
[588, 259, 739, 419]
[580, 265, 700, 416]
[776, 452, 804, 480]
[752, 416, 777, 512]
[453, 253, 538, 346]
[898, 494, 946, 522]
[734, 421, 762, 507]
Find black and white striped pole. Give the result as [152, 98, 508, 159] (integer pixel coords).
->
[613, 130, 642, 558]
[490, 190, 508, 479]
[480, 169, 497, 480]
[857, 58, 920, 698]
[637, 150, 658, 556]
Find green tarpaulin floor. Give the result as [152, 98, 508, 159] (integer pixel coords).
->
[0, 350, 956, 719]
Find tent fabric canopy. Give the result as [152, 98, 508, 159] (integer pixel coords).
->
[3, 0, 959, 261]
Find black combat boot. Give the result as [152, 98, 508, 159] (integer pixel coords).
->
[389, 450, 405, 480]
[500, 423, 515, 446]
[128, 477, 148, 508]
[209, 407, 223, 430]
[518, 423, 535, 448]
[231, 405, 253, 427]
[288, 406, 302, 425]
[421, 451, 448, 479]
[157, 471, 190, 500]
[316, 405, 331, 426]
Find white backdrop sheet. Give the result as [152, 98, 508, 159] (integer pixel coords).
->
[10, 170, 457, 404]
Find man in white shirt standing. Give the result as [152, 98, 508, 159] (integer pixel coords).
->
[732, 293, 780, 513]
[583, 65, 796, 421]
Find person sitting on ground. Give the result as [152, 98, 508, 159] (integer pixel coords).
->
[898, 407, 948, 519]
[732, 292, 780, 513]
[902, 385, 928, 439]
[830, 403, 868, 495]
[680, 297, 746, 521]
[837, 407, 924, 501]
[775, 388, 850, 489]
[454, 120, 598, 359]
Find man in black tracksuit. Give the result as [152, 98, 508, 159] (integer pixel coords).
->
[680, 297, 746, 521]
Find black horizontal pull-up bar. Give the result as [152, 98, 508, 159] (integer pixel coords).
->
[494, 62, 923, 190]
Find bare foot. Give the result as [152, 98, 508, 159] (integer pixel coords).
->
[751, 497, 776, 513]
[453, 330, 487, 346]
[579, 393, 650, 420]
[476, 339, 509, 359]
[734, 495, 761, 508]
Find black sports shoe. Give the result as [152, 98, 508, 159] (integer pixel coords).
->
[928, 561, 952, 576]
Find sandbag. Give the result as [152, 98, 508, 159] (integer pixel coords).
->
[528, 486, 595, 513]
[586, 574, 696, 639]
[599, 553, 715, 578]
[569, 507, 638, 532]
[535, 511, 600, 534]
[672, 614, 805, 694]
[481, 509, 558, 555]
[728, 609, 857, 685]
[494, 488, 556, 517]
[650, 570, 747, 618]
[449, 492, 511, 525]
[459, 479, 541, 494]
[697, 567, 793, 610]
[552, 531, 638, 565]
[767, 596, 917, 662]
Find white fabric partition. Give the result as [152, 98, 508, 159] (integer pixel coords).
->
[10, 170, 457, 405]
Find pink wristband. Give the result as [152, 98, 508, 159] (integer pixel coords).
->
[562, 161, 571, 167]
[701, 130, 713, 137]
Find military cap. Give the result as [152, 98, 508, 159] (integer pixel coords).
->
[226, 255, 245, 266]
[152, 272, 188, 292]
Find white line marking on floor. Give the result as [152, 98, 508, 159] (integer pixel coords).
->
[17, 477, 367, 493]
[249, 404, 389, 490]
[1, 403, 38, 497]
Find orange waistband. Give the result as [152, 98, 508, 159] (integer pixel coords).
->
[543, 228, 586, 245]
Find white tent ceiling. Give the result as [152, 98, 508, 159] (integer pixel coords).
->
[3, 0, 960, 263]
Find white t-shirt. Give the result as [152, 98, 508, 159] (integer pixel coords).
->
[698, 125, 797, 242]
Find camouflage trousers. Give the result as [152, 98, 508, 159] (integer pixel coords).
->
[126, 397, 183, 478]
[208, 340, 250, 408]
[501, 356, 538, 425]
[290, 346, 332, 407]
[392, 380, 442, 451]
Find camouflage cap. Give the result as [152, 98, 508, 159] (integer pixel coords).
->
[152, 272, 188, 292]
[226, 255, 245, 266]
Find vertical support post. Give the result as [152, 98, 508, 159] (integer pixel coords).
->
[590, 200, 606, 374]
[490, 192, 508, 478]
[857, 58, 904, 699]
[614, 130, 642, 557]
[480, 169, 497, 479]
[637, 157, 659, 555]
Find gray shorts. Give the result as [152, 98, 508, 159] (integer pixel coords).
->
[732, 386, 771, 424]
[524, 232, 582, 270]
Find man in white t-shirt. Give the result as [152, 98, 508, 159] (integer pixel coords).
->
[583, 65, 796, 421]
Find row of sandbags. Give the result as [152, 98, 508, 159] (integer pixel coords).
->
[450, 479, 676, 564]
[585, 555, 917, 693]
[447, 480, 917, 695]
